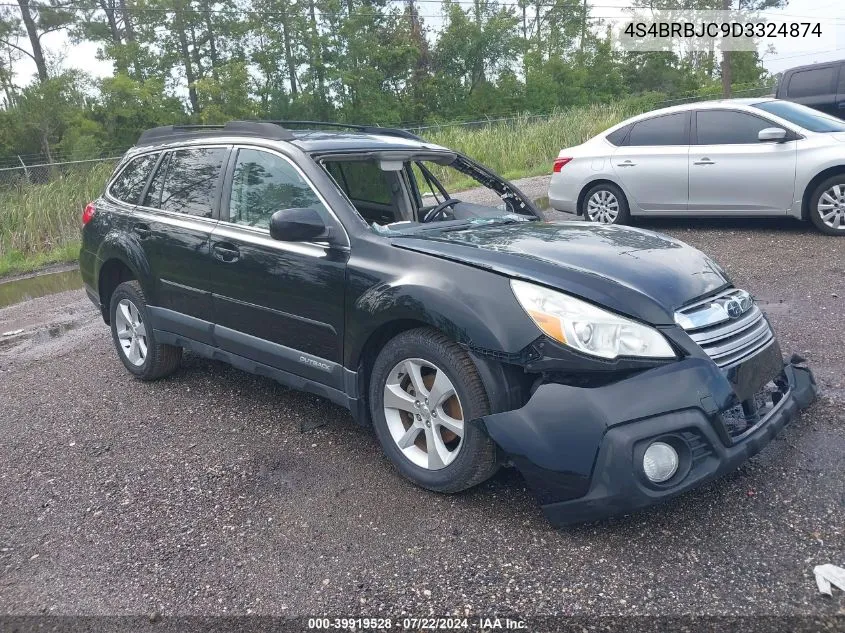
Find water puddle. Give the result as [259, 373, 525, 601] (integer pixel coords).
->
[0, 268, 83, 309]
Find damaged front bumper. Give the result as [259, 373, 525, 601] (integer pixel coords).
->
[479, 345, 817, 527]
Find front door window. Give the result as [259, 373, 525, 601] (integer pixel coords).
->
[228, 148, 329, 230]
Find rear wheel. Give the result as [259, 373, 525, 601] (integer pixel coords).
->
[368, 328, 499, 493]
[109, 281, 182, 380]
[809, 175, 845, 235]
[582, 182, 630, 225]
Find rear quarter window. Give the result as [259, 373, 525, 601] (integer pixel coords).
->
[109, 153, 158, 205]
[605, 124, 631, 146]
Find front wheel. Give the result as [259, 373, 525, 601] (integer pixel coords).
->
[368, 328, 499, 493]
[582, 182, 630, 225]
[809, 176, 845, 235]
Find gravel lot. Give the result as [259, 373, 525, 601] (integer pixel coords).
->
[1, 177, 844, 621]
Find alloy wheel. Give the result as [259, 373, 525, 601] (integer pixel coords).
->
[817, 184, 845, 230]
[382, 358, 464, 470]
[114, 298, 147, 366]
[587, 190, 619, 224]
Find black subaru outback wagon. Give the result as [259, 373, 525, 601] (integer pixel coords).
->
[80, 120, 816, 526]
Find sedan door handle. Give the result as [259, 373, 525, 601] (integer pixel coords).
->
[617, 160, 637, 167]
[693, 158, 715, 165]
[133, 223, 151, 239]
[212, 242, 240, 263]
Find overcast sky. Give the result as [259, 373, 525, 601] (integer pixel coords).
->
[11, 0, 845, 88]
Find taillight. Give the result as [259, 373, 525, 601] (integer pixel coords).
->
[553, 157, 572, 173]
[82, 202, 96, 226]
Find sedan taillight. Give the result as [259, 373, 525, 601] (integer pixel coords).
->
[553, 157, 572, 173]
[82, 202, 96, 226]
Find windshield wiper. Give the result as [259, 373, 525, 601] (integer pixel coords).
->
[432, 214, 536, 234]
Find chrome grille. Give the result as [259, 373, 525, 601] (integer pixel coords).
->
[676, 288, 774, 369]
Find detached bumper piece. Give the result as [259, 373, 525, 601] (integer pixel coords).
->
[481, 358, 816, 527]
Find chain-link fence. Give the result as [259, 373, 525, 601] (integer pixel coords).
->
[0, 156, 121, 190]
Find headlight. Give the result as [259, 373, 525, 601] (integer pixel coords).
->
[510, 280, 676, 359]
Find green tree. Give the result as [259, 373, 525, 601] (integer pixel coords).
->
[14, 70, 91, 161]
[93, 72, 185, 147]
[434, 1, 519, 102]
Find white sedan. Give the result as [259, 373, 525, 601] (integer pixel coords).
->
[547, 98, 845, 235]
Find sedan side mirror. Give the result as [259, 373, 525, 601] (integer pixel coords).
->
[758, 127, 787, 142]
[269, 208, 331, 242]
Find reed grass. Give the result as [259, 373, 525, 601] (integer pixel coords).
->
[0, 162, 115, 272]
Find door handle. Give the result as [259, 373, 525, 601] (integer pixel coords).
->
[133, 223, 151, 239]
[617, 160, 637, 167]
[212, 241, 240, 263]
[693, 158, 715, 165]
[838, 102, 845, 109]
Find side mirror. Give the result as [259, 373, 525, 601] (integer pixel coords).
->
[269, 208, 330, 242]
[758, 127, 787, 142]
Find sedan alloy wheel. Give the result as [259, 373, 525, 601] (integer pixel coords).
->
[587, 190, 620, 224]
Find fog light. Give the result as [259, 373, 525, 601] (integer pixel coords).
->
[643, 441, 679, 483]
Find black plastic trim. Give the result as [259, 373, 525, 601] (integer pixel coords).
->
[153, 329, 357, 415]
[138, 121, 295, 146]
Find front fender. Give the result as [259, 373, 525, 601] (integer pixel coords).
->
[344, 264, 540, 368]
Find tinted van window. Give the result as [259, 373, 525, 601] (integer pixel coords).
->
[696, 110, 772, 144]
[156, 148, 226, 217]
[627, 113, 688, 146]
[110, 153, 158, 204]
[228, 148, 328, 230]
[787, 67, 836, 98]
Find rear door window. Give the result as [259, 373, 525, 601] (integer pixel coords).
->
[627, 113, 688, 146]
[787, 67, 836, 98]
[695, 110, 773, 144]
[109, 153, 158, 205]
[147, 148, 226, 218]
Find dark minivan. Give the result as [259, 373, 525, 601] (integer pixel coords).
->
[80, 121, 816, 526]
[776, 59, 845, 119]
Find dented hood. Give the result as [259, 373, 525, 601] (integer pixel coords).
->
[390, 221, 730, 325]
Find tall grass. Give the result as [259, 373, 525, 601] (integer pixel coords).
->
[425, 100, 652, 188]
[0, 162, 115, 261]
[0, 98, 653, 276]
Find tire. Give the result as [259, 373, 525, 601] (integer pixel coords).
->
[109, 280, 182, 380]
[581, 182, 630, 225]
[808, 175, 845, 235]
[368, 327, 499, 493]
